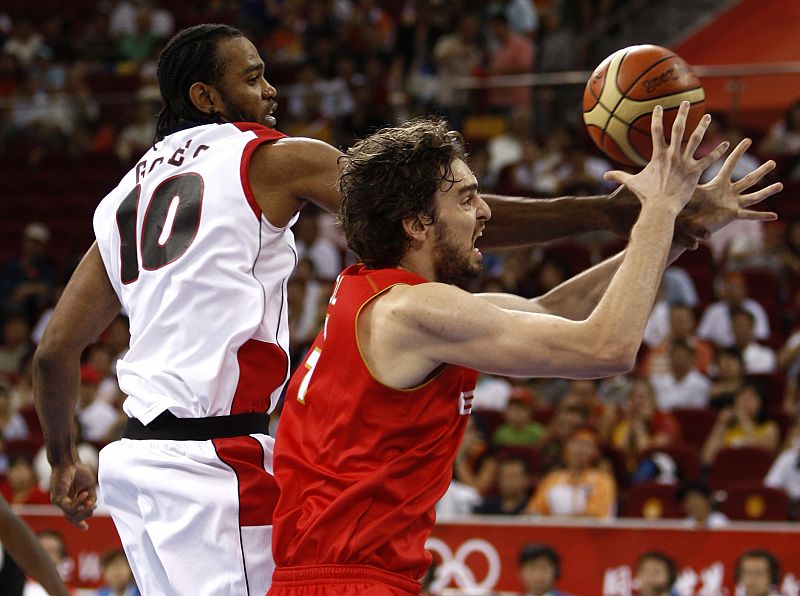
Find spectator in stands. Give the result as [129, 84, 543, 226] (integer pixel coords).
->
[696, 271, 770, 348]
[535, 393, 590, 471]
[778, 326, 800, 385]
[2, 20, 45, 69]
[610, 379, 680, 471]
[517, 543, 572, 596]
[642, 303, 713, 376]
[453, 418, 498, 496]
[708, 348, 746, 410]
[642, 269, 700, 349]
[97, 548, 139, 596]
[0, 312, 32, 379]
[27, 529, 73, 590]
[114, 90, 159, 165]
[677, 479, 729, 528]
[701, 383, 779, 466]
[649, 339, 712, 411]
[492, 387, 544, 447]
[0, 222, 53, 326]
[735, 549, 783, 596]
[486, 13, 534, 113]
[730, 307, 777, 374]
[527, 430, 616, 519]
[758, 100, 800, 159]
[0, 383, 27, 441]
[76, 364, 123, 444]
[0, 453, 49, 505]
[634, 551, 678, 596]
[431, 11, 483, 130]
[764, 434, 800, 508]
[473, 456, 532, 515]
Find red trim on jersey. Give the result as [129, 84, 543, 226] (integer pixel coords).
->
[235, 123, 286, 220]
[231, 338, 288, 414]
[213, 436, 279, 527]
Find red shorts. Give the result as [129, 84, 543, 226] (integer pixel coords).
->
[267, 564, 421, 595]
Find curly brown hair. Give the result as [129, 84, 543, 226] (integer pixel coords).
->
[338, 117, 467, 268]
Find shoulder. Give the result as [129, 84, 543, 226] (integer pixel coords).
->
[250, 137, 343, 173]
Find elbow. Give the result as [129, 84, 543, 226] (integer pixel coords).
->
[591, 339, 638, 377]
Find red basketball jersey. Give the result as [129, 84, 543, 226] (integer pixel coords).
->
[272, 264, 478, 580]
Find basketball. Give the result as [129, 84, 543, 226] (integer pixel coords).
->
[582, 45, 705, 167]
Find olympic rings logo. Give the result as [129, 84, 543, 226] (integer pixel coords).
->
[425, 537, 501, 591]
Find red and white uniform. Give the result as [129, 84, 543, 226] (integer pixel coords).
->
[93, 122, 291, 596]
[271, 265, 478, 595]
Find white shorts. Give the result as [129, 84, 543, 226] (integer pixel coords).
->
[98, 434, 278, 595]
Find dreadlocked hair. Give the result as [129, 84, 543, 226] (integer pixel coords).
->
[155, 24, 244, 141]
[338, 117, 467, 268]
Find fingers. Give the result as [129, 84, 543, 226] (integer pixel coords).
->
[603, 170, 632, 186]
[737, 209, 778, 222]
[696, 140, 730, 171]
[740, 182, 783, 207]
[717, 138, 752, 181]
[669, 101, 690, 153]
[650, 105, 667, 155]
[683, 113, 711, 160]
[732, 160, 777, 193]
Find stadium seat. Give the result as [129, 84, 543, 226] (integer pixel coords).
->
[670, 407, 718, 450]
[621, 481, 682, 520]
[638, 443, 702, 483]
[719, 481, 791, 522]
[708, 446, 775, 491]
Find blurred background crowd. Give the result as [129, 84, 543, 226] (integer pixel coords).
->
[2, 0, 800, 551]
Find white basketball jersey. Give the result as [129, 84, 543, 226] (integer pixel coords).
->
[93, 123, 296, 424]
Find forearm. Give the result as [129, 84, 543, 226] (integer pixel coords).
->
[1, 503, 69, 595]
[34, 346, 81, 465]
[585, 208, 676, 361]
[479, 186, 638, 248]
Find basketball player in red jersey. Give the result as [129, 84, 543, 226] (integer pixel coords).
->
[269, 106, 780, 595]
[33, 21, 779, 594]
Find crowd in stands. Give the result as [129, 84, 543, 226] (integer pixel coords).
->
[2, 0, 800, 535]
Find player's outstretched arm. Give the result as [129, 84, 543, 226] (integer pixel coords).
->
[33, 243, 121, 529]
[0, 495, 69, 596]
[393, 104, 727, 379]
[477, 140, 782, 320]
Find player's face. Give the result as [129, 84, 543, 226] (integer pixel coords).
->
[213, 37, 278, 127]
[739, 558, 772, 596]
[430, 159, 490, 288]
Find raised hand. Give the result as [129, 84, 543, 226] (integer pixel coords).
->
[603, 102, 730, 216]
[676, 138, 782, 239]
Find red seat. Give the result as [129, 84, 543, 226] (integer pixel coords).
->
[639, 443, 701, 483]
[719, 481, 791, 521]
[622, 481, 682, 519]
[708, 446, 775, 491]
[670, 407, 718, 450]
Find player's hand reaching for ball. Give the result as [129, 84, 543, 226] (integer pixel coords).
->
[603, 102, 729, 217]
[50, 462, 97, 530]
[675, 138, 781, 239]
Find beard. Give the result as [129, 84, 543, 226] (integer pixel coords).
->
[432, 221, 482, 289]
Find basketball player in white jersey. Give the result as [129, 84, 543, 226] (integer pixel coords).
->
[32, 23, 780, 596]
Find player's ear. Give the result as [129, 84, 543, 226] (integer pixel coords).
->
[188, 82, 220, 116]
[401, 215, 428, 244]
